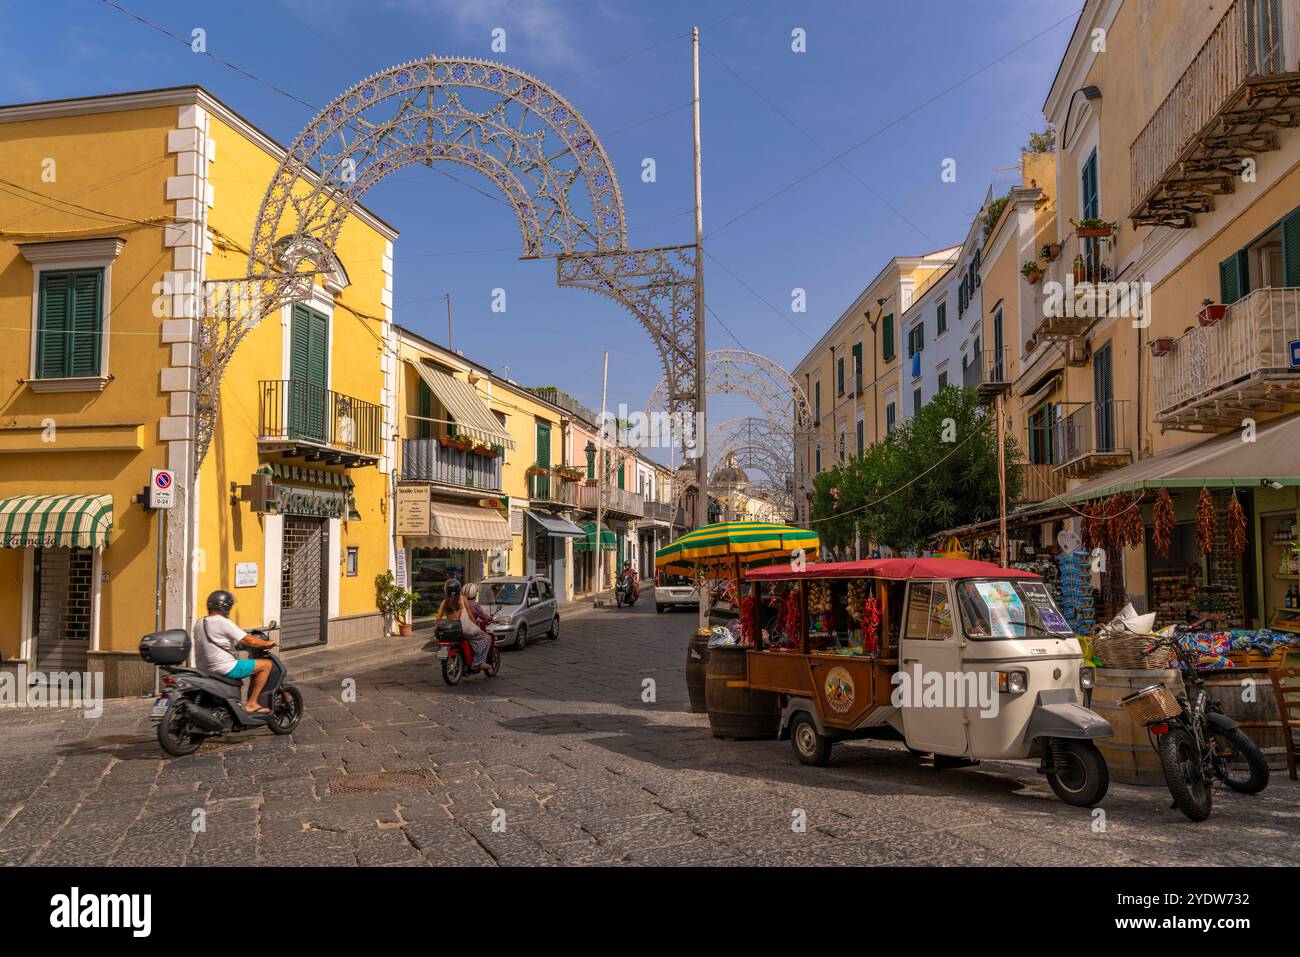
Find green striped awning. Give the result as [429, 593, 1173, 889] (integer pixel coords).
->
[574, 522, 616, 552]
[0, 494, 114, 549]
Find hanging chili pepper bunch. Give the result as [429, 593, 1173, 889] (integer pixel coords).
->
[1196, 486, 1217, 555]
[860, 595, 881, 654]
[1226, 490, 1247, 556]
[739, 592, 755, 646]
[1113, 493, 1145, 550]
[1081, 500, 1107, 552]
[1153, 487, 1175, 558]
[779, 589, 801, 640]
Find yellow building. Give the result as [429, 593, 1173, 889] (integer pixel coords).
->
[0, 87, 397, 695]
[792, 246, 958, 526]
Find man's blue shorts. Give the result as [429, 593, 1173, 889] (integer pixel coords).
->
[226, 660, 256, 679]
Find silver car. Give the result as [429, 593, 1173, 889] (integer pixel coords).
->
[478, 575, 559, 651]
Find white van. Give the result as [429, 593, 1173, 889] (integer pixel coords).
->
[654, 571, 699, 613]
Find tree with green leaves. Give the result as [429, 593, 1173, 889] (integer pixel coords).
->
[810, 386, 1022, 553]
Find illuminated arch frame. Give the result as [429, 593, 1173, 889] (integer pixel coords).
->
[198, 55, 702, 468]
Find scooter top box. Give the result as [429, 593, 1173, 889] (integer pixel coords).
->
[435, 619, 464, 639]
[139, 629, 191, 665]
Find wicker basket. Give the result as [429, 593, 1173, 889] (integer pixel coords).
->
[1093, 628, 1173, 670]
[1119, 684, 1183, 724]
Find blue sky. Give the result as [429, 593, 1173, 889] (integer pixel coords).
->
[0, 0, 1080, 444]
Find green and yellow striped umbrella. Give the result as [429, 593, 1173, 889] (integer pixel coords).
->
[655, 521, 820, 575]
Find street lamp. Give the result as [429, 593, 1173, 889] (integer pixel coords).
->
[584, 439, 596, 478]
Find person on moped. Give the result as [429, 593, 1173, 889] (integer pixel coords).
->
[619, 561, 639, 600]
[435, 579, 493, 671]
[194, 590, 274, 714]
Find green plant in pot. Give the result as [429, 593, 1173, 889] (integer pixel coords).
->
[375, 571, 418, 635]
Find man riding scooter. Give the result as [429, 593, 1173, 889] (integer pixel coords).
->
[618, 561, 639, 602]
[195, 590, 275, 713]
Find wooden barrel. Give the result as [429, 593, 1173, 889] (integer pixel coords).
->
[685, 630, 710, 714]
[1202, 667, 1287, 771]
[704, 646, 779, 740]
[1091, 668, 1182, 786]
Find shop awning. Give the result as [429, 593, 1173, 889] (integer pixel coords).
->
[574, 522, 616, 552]
[409, 501, 511, 551]
[407, 360, 515, 449]
[526, 511, 586, 537]
[0, 494, 113, 548]
[1063, 412, 1300, 503]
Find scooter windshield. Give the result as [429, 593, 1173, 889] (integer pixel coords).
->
[956, 579, 1074, 639]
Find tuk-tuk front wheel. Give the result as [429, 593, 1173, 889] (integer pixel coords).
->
[789, 713, 831, 767]
[1045, 738, 1109, 807]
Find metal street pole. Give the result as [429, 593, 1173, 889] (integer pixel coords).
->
[444, 293, 453, 351]
[692, 25, 709, 632]
[996, 390, 1008, 567]
[595, 351, 608, 605]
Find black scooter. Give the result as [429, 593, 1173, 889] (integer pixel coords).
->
[615, 578, 639, 608]
[141, 621, 304, 757]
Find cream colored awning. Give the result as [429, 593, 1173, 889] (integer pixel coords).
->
[407, 361, 514, 449]
[407, 501, 512, 551]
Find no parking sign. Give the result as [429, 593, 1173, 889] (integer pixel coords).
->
[148, 468, 175, 509]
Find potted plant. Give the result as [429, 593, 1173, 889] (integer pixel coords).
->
[1198, 297, 1227, 326]
[1021, 260, 1043, 284]
[375, 571, 417, 636]
[526, 463, 550, 477]
[1071, 217, 1115, 239]
[1149, 336, 1175, 357]
[1025, 336, 1038, 354]
[1072, 254, 1087, 283]
[1041, 242, 1061, 262]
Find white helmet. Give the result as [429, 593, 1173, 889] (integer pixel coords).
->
[463, 582, 479, 599]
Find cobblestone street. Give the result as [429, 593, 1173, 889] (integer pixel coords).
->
[2, 601, 1297, 867]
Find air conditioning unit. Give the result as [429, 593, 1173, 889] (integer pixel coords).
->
[1066, 338, 1091, 367]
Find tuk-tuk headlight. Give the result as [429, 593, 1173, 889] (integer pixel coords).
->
[1079, 666, 1096, 690]
[997, 670, 1029, 694]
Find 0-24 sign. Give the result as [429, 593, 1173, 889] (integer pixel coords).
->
[148, 468, 176, 510]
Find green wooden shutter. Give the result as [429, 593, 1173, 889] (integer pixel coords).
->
[289, 304, 329, 441]
[37, 269, 102, 379]
[36, 272, 71, 379]
[1082, 150, 1099, 219]
[1281, 208, 1300, 287]
[617, 461, 625, 489]
[68, 271, 103, 377]
[535, 422, 550, 468]
[881, 314, 895, 360]
[1219, 252, 1248, 304]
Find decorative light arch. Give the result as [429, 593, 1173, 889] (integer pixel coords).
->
[198, 55, 702, 468]
[647, 349, 812, 521]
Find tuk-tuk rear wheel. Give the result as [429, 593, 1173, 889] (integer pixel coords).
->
[790, 713, 831, 766]
[1045, 739, 1109, 807]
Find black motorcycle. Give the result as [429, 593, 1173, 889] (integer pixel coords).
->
[615, 578, 639, 608]
[141, 622, 303, 757]
[1121, 631, 1269, 821]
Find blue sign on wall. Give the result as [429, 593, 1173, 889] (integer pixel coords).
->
[1291, 340, 1300, 368]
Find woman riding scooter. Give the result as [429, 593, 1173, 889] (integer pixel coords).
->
[434, 579, 494, 671]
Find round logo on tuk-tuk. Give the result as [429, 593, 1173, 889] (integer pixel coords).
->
[824, 666, 855, 714]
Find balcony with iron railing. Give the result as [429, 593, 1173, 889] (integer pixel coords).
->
[963, 347, 1011, 403]
[1050, 400, 1133, 479]
[403, 437, 503, 490]
[1130, 0, 1299, 228]
[1030, 234, 1119, 342]
[1154, 287, 1300, 430]
[258, 379, 383, 467]
[577, 481, 645, 518]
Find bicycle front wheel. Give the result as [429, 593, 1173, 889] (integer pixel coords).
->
[1212, 726, 1270, 794]
[1157, 728, 1212, 822]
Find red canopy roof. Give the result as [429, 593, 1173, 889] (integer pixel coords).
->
[745, 557, 1040, 582]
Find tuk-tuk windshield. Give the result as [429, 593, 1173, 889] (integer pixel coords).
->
[955, 579, 1074, 639]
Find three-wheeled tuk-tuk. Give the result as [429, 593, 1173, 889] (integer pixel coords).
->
[737, 557, 1113, 807]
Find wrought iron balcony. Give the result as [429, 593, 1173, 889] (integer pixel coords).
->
[576, 481, 645, 518]
[403, 437, 502, 491]
[1130, 0, 1300, 228]
[1051, 400, 1133, 479]
[1155, 287, 1300, 430]
[527, 472, 584, 504]
[963, 347, 1011, 402]
[1016, 462, 1069, 506]
[258, 379, 383, 466]
[643, 499, 677, 523]
[1030, 236, 1119, 341]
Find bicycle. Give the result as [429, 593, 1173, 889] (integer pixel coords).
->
[1118, 630, 1269, 821]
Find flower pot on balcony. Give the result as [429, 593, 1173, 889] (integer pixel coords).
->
[1042, 243, 1061, 262]
[1076, 226, 1112, 238]
[1072, 256, 1087, 284]
[1149, 337, 1174, 357]
[1025, 269, 1042, 284]
[1197, 303, 1227, 326]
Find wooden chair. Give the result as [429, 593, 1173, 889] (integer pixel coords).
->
[1269, 666, 1300, 781]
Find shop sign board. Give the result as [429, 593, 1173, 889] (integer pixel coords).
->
[396, 484, 431, 535]
[235, 562, 258, 588]
[395, 548, 408, 588]
[275, 484, 348, 518]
